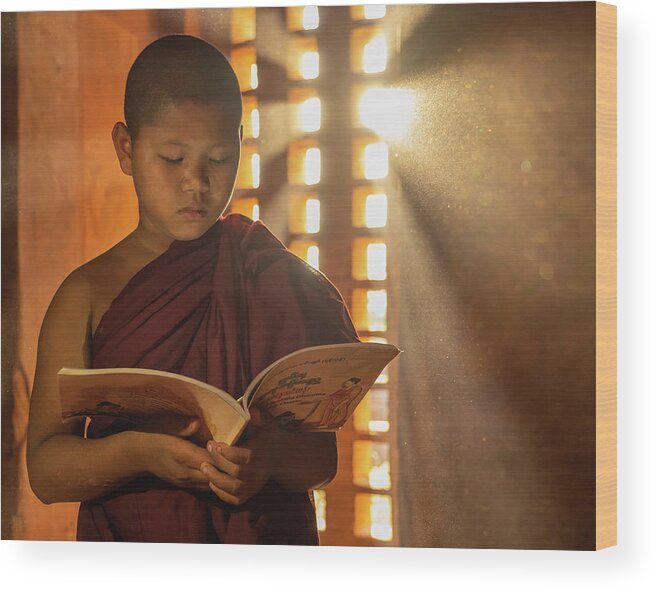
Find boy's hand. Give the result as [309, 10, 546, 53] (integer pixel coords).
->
[201, 421, 280, 506]
[136, 431, 214, 492]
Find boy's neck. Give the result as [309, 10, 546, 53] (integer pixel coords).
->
[128, 223, 176, 261]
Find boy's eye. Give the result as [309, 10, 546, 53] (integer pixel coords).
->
[209, 157, 231, 165]
[159, 155, 183, 164]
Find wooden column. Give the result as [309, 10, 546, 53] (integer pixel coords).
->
[13, 9, 156, 540]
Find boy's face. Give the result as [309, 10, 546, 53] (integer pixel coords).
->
[118, 100, 241, 243]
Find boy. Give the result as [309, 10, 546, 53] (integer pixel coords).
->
[26, 35, 360, 544]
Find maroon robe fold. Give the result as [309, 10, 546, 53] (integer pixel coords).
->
[77, 213, 360, 544]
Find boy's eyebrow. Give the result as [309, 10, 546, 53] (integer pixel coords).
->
[159, 139, 232, 150]
[160, 140, 222, 149]
[159, 140, 234, 149]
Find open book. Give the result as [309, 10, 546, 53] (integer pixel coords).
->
[58, 342, 401, 445]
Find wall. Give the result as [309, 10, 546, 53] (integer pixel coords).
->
[396, 2, 597, 549]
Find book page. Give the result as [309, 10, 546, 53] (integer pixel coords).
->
[247, 343, 400, 431]
[59, 368, 249, 445]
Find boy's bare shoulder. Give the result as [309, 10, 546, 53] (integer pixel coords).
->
[38, 263, 94, 367]
[34, 237, 142, 382]
[76, 245, 119, 284]
[55, 240, 127, 300]
[50, 236, 142, 328]
[77, 235, 168, 335]
[51, 261, 93, 308]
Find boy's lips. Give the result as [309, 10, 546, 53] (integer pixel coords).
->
[178, 207, 207, 220]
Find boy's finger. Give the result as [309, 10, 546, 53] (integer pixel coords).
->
[186, 467, 213, 486]
[200, 462, 242, 496]
[177, 418, 200, 437]
[208, 481, 242, 506]
[208, 441, 250, 465]
[185, 448, 214, 469]
[205, 444, 240, 477]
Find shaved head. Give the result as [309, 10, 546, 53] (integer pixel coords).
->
[124, 35, 242, 140]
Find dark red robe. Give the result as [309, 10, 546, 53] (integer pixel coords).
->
[77, 213, 360, 543]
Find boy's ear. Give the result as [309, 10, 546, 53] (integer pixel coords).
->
[111, 122, 134, 176]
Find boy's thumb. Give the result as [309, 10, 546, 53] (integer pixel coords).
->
[178, 417, 200, 437]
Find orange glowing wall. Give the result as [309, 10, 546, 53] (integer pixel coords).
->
[10, 9, 156, 540]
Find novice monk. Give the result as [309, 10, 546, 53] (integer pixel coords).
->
[26, 35, 360, 544]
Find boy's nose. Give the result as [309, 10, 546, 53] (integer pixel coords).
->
[181, 163, 210, 194]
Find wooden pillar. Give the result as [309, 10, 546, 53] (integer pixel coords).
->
[13, 9, 156, 540]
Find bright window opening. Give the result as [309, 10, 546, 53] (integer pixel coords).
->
[313, 489, 327, 531]
[289, 240, 320, 271]
[353, 388, 390, 434]
[354, 493, 393, 541]
[353, 440, 391, 490]
[231, 46, 258, 91]
[236, 145, 259, 189]
[353, 238, 387, 281]
[353, 288, 387, 332]
[306, 198, 321, 233]
[287, 6, 320, 31]
[353, 187, 388, 229]
[288, 140, 321, 186]
[288, 37, 320, 80]
[351, 27, 388, 74]
[230, 197, 259, 221]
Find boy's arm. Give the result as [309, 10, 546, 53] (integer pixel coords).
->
[27, 269, 143, 503]
[26, 270, 210, 504]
